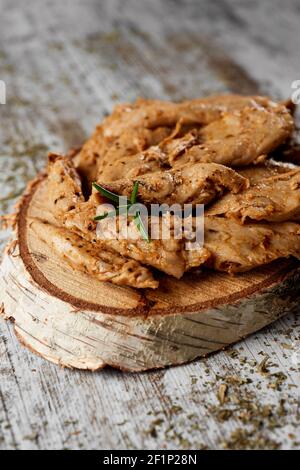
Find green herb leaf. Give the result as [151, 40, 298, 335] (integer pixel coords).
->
[130, 181, 139, 205]
[93, 181, 151, 242]
[94, 213, 108, 221]
[94, 211, 115, 221]
[92, 183, 120, 203]
[94, 206, 129, 221]
[134, 211, 150, 243]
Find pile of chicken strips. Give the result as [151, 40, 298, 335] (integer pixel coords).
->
[32, 95, 300, 289]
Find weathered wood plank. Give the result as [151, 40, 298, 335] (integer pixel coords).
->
[1, 0, 300, 450]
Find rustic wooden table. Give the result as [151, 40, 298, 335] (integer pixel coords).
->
[1, 0, 300, 450]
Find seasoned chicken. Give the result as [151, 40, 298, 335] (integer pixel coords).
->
[206, 168, 300, 223]
[169, 105, 293, 167]
[46, 153, 107, 224]
[76, 95, 290, 182]
[45, 155, 163, 286]
[96, 138, 169, 182]
[238, 159, 297, 184]
[45, 154, 300, 281]
[204, 217, 300, 273]
[99, 95, 281, 141]
[96, 103, 293, 181]
[74, 125, 171, 183]
[100, 163, 248, 205]
[46, 155, 210, 279]
[46, 153, 84, 220]
[40, 95, 298, 289]
[30, 219, 158, 289]
[64, 203, 211, 278]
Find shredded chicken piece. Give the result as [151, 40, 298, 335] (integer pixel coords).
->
[206, 168, 300, 223]
[74, 125, 171, 183]
[46, 153, 105, 223]
[44, 155, 162, 286]
[64, 204, 211, 278]
[76, 94, 288, 182]
[95, 102, 293, 181]
[238, 159, 297, 184]
[100, 95, 280, 140]
[46, 153, 84, 219]
[96, 140, 169, 182]
[100, 163, 248, 205]
[169, 105, 293, 167]
[41, 95, 298, 289]
[204, 216, 300, 273]
[30, 219, 158, 289]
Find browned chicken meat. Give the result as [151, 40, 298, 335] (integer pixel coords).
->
[46, 153, 84, 219]
[46, 155, 210, 279]
[63, 196, 300, 278]
[204, 216, 300, 273]
[64, 202, 210, 278]
[39, 94, 299, 288]
[100, 163, 248, 205]
[75, 94, 293, 183]
[94, 102, 293, 182]
[238, 159, 297, 184]
[43, 154, 163, 286]
[174, 105, 293, 167]
[206, 167, 300, 223]
[30, 219, 158, 289]
[99, 95, 277, 141]
[45, 153, 106, 225]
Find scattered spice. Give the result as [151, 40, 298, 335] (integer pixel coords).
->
[23, 432, 39, 442]
[257, 355, 270, 374]
[217, 384, 228, 404]
[221, 428, 280, 450]
[267, 372, 288, 391]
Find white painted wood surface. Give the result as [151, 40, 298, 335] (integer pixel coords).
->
[0, 0, 300, 450]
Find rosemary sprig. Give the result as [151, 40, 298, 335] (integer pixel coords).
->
[92, 183, 120, 203]
[93, 181, 150, 242]
[94, 206, 129, 221]
[130, 181, 139, 204]
[134, 211, 150, 243]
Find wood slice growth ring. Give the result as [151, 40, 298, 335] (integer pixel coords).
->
[1, 176, 300, 372]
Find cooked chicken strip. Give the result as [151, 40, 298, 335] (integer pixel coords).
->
[97, 103, 293, 181]
[206, 168, 300, 223]
[238, 159, 297, 184]
[170, 105, 293, 167]
[63, 200, 210, 278]
[40, 96, 299, 290]
[46, 154, 110, 240]
[204, 216, 300, 273]
[100, 163, 248, 205]
[30, 219, 158, 289]
[46, 153, 84, 220]
[76, 95, 286, 182]
[100, 95, 281, 140]
[96, 137, 170, 181]
[74, 125, 171, 183]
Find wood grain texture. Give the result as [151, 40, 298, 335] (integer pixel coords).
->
[1, 0, 300, 450]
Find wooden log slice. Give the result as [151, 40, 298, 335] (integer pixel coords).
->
[1, 176, 300, 372]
